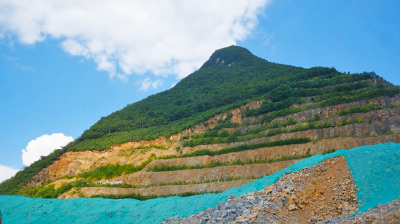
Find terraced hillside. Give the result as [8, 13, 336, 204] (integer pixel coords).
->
[1, 46, 399, 201]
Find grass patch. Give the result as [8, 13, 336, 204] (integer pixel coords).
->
[133, 176, 259, 188]
[59, 175, 75, 180]
[338, 104, 399, 116]
[183, 115, 365, 147]
[261, 86, 400, 123]
[78, 154, 156, 181]
[165, 138, 311, 159]
[19, 179, 90, 198]
[322, 149, 337, 155]
[135, 145, 168, 150]
[46, 138, 310, 183]
[151, 153, 312, 172]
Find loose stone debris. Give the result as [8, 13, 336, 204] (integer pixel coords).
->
[323, 197, 400, 224]
[161, 156, 361, 224]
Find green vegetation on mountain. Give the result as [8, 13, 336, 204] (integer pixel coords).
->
[259, 86, 399, 123]
[162, 138, 311, 159]
[20, 179, 219, 199]
[182, 115, 367, 147]
[338, 104, 393, 116]
[150, 153, 313, 172]
[245, 84, 398, 119]
[0, 148, 66, 195]
[1, 45, 398, 196]
[19, 180, 88, 198]
[70, 47, 345, 152]
[55, 138, 310, 181]
[244, 79, 372, 118]
[77, 154, 156, 181]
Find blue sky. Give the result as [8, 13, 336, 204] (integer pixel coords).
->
[0, 0, 399, 181]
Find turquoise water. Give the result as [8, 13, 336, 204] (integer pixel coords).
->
[0, 142, 399, 223]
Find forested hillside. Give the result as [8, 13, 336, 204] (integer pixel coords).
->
[1, 45, 398, 196]
[67, 46, 376, 152]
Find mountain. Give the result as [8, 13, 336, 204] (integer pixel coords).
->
[73, 46, 315, 151]
[0, 45, 399, 197]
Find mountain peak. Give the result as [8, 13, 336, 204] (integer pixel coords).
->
[201, 45, 258, 68]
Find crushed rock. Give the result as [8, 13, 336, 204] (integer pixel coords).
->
[322, 197, 400, 224]
[160, 156, 360, 224]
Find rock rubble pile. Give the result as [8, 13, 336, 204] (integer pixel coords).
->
[323, 197, 400, 224]
[161, 156, 360, 224]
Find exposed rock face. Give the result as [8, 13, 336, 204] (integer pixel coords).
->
[24, 95, 400, 190]
[272, 95, 400, 124]
[385, 117, 400, 133]
[148, 134, 400, 169]
[52, 133, 399, 192]
[370, 122, 384, 136]
[121, 160, 298, 186]
[372, 77, 396, 88]
[111, 136, 170, 150]
[24, 147, 180, 188]
[189, 121, 400, 153]
[32, 133, 400, 189]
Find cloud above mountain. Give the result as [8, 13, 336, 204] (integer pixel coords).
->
[22, 133, 73, 166]
[0, 165, 20, 183]
[0, 0, 270, 80]
[138, 77, 164, 91]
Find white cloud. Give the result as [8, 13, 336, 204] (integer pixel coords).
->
[0, 164, 20, 183]
[0, 0, 270, 79]
[138, 77, 164, 91]
[116, 73, 129, 83]
[61, 39, 90, 58]
[22, 133, 73, 166]
[171, 83, 177, 88]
